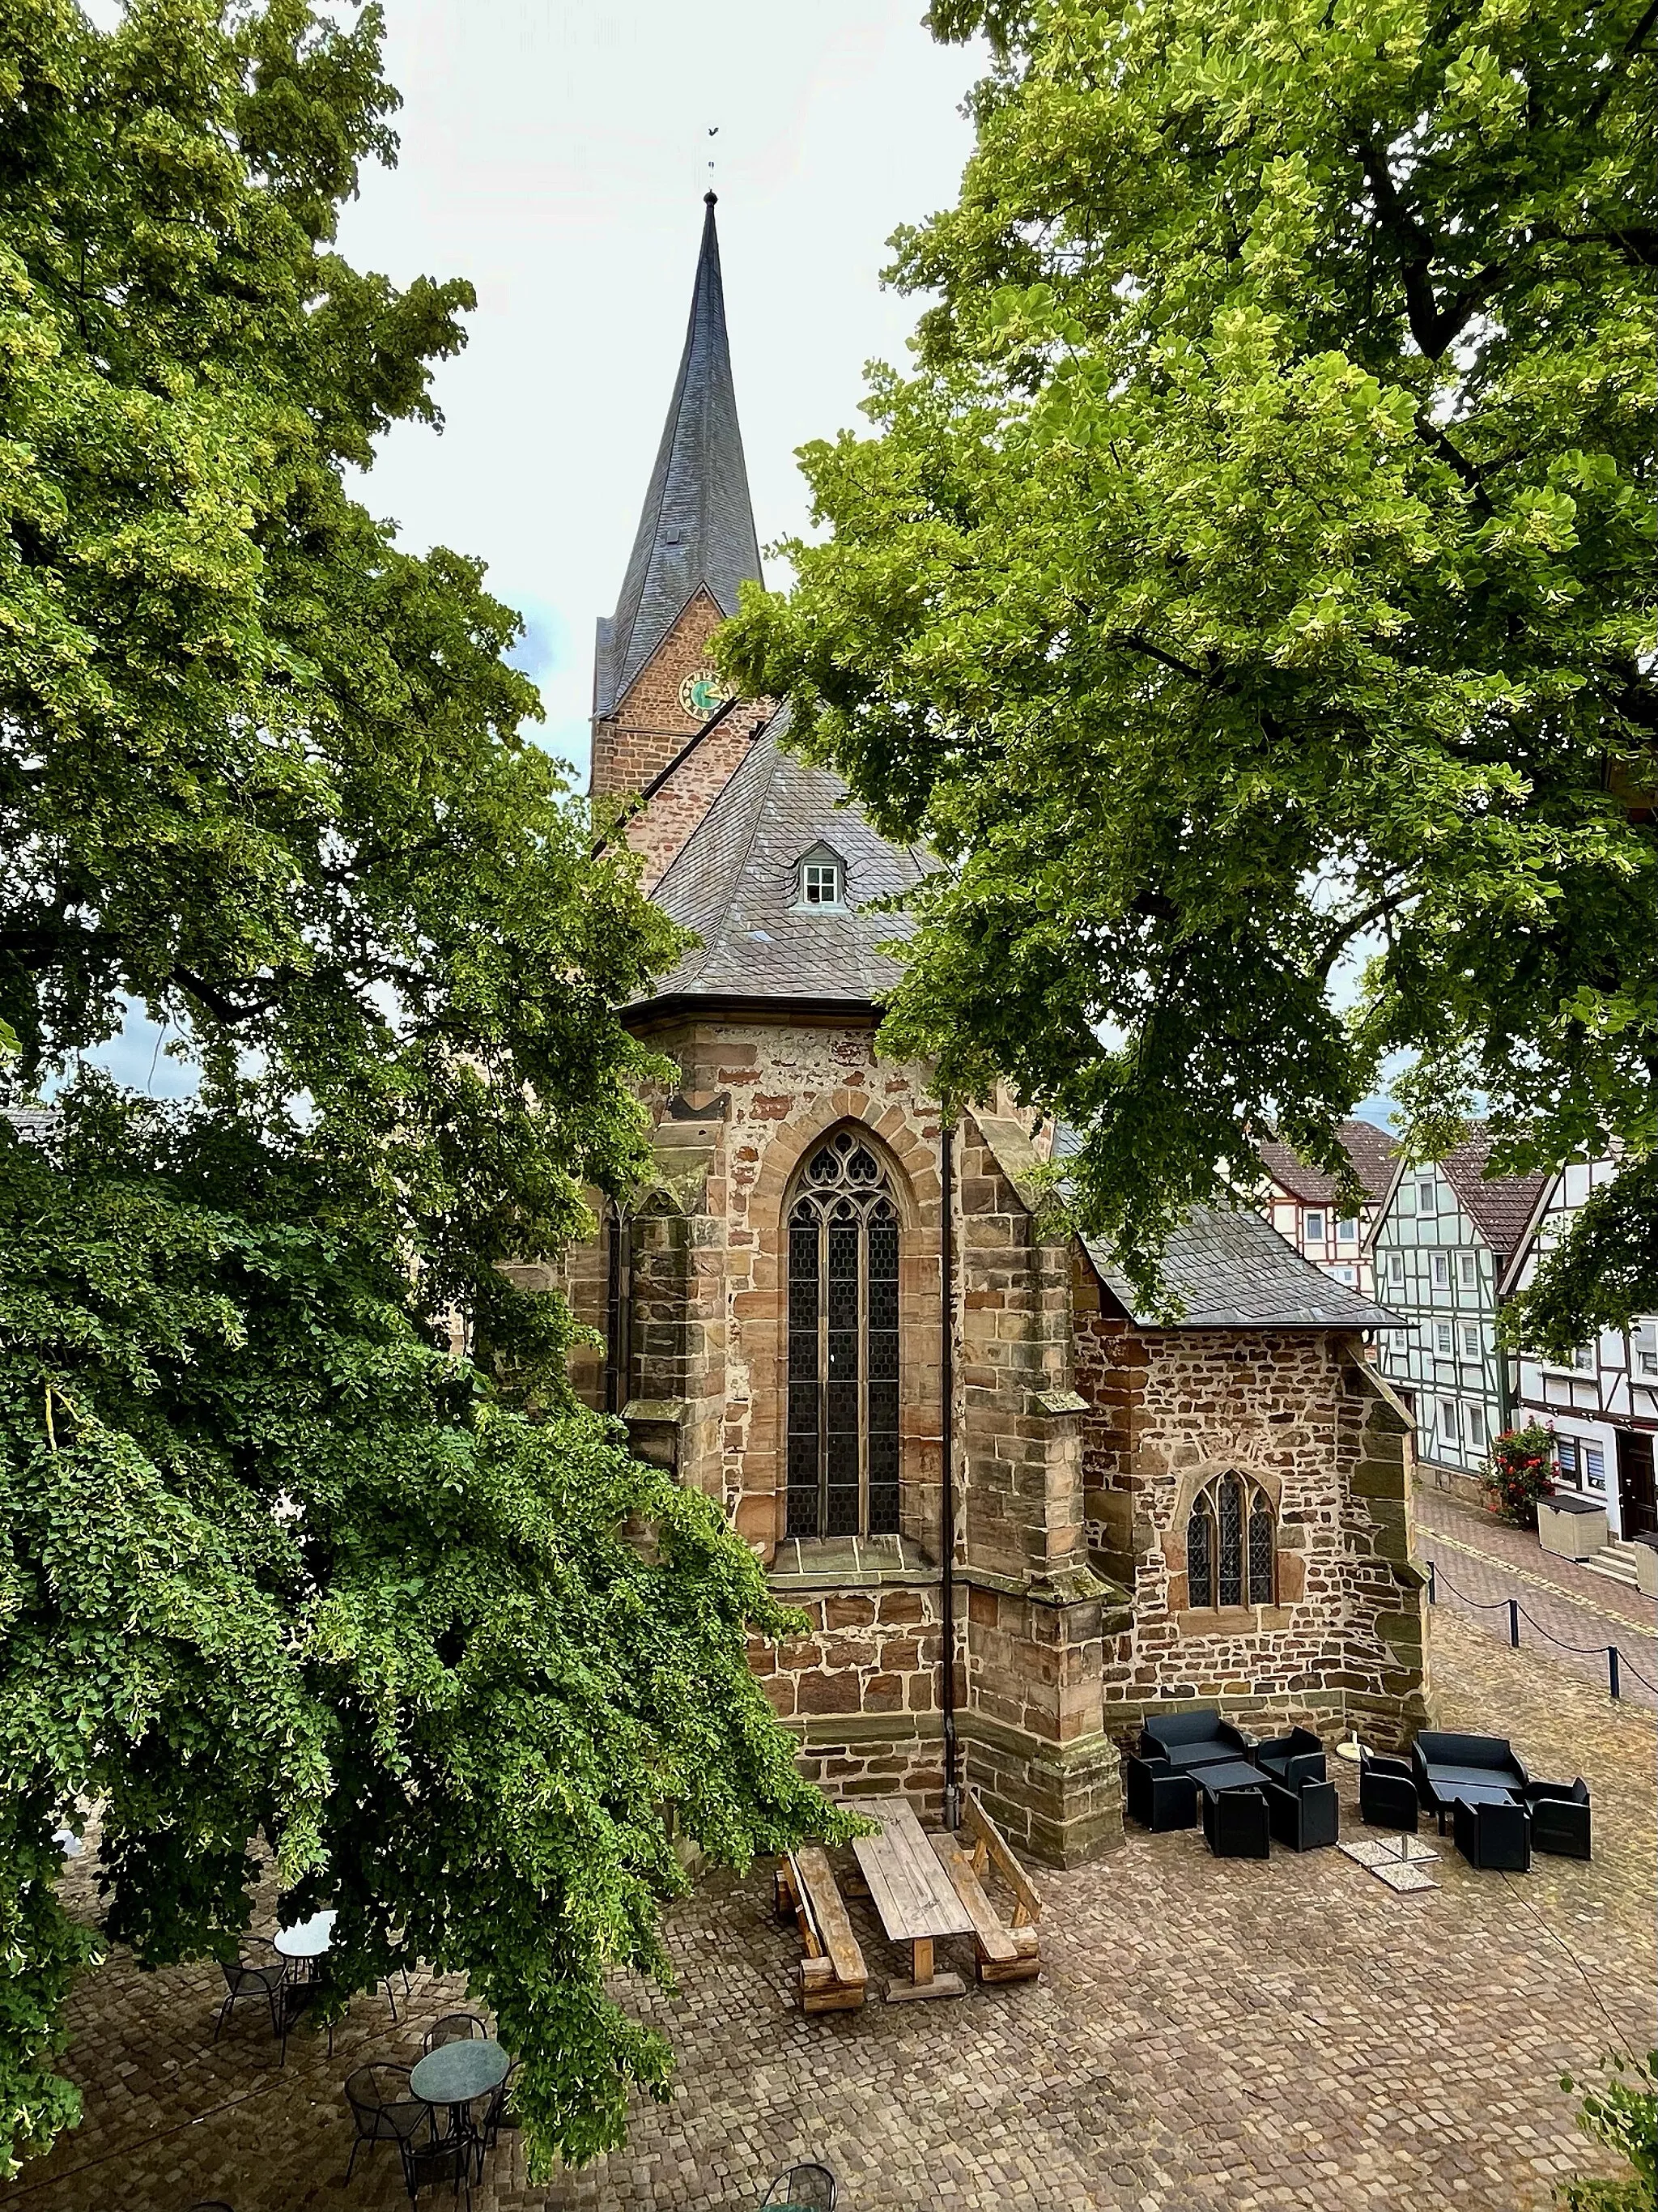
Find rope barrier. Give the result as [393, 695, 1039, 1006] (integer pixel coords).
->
[1424, 1556, 1656, 1699]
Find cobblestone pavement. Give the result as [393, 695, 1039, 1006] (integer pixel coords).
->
[1416, 1487, 1657, 1711]
[6, 1607, 1653, 2212]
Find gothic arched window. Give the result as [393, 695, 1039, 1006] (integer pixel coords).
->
[786, 1130, 900, 1540]
[1185, 1474, 1276, 1608]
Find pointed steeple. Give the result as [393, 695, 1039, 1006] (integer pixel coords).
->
[594, 195, 763, 717]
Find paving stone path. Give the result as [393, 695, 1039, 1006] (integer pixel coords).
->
[1416, 1488, 1657, 1711]
[6, 1606, 1653, 2212]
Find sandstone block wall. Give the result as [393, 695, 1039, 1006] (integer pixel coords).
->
[630, 1015, 947, 1560]
[1073, 1278, 1428, 1746]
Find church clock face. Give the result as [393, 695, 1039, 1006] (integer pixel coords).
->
[678, 668, 733, 721]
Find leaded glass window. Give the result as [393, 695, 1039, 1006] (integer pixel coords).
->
[1217, 1473, 1244, 1606]
[1186, 1498, 1214, 1609]
[786, 1130, 901, 1539]
[1184, 1474, 1276, 1608]
[1248, 1496, 1275, 1604]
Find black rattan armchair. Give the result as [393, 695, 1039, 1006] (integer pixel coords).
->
[1252, 1727, 1327, 1790]
[1524, 1778, 1592, 1860]
[1358, 1749, 1420, 1832]
[1124, 1753, 1198, 1832]
[1264, 1774, 1340, 1852]
[344, 2063, 428, 2184]
[1451, 1793, 1531, 1872]
[1200, 1781, 1270, 1859]
[760, 2163, 838, 2210]
[213, 1940, 287, 2046]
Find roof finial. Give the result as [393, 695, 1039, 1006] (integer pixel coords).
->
[706, 121, 718, 202]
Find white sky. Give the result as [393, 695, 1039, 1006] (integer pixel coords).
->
[334, 0, 982, 781]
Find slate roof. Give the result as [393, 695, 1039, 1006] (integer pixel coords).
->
[1257, 1120, 1398, 1207]
[1435, 1134, 1550, 1265]
[594, 196, 763, 718]
[640, 704, 929, 1010]
[1053, 1125, 1394, 1329]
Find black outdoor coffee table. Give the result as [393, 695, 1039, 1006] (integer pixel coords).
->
[1192, 1759, 1267, 1796]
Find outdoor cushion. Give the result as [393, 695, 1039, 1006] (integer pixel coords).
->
[1143, 1709, 1226, 1749]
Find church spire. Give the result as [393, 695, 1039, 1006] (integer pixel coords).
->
[594, 194, 763, 718]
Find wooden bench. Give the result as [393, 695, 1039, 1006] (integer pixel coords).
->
[928, 1792, 1041, 1985]
[775, 1848, 867, 2014]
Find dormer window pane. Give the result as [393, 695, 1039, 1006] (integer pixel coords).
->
[801, 860, 842, 906]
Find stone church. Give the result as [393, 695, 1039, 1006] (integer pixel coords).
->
[568, 197, 1429, 1865]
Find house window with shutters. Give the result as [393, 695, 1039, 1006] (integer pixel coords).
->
[1185, 1472, 1276, 1609]
[785, 1130, 901, 1539]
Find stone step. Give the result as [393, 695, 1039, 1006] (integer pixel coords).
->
[1582, 1542, 1642, 1589]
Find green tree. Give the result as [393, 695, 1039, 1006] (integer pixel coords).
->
[0, 0, 837, 2176]
[718, 0, 1658, 1329]
[1558, 2049, 1658, 2211]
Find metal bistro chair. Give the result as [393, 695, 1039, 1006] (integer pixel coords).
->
[422, 2010, 490, 2053]
[760, 2164, 838, 2210]
[343, 2063, 429, 2184]
[477, 2059, 521, 2169]
[400, 2129, 473, 2209]
[213, 1939, 288, 2048]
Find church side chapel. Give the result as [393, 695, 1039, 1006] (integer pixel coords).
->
[561, 198, 1429, 1865]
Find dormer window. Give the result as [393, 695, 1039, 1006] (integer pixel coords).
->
[794, 843, 846, 910]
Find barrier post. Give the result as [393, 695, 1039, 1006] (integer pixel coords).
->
[1608, 1647, 1621, 1701]
[1507, 1598, 1520, 1648]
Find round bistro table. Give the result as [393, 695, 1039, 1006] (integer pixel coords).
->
[410, 2038, 511, 2153]
[274, 1910, 337, 1980]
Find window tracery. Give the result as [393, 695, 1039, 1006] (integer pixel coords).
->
[1185, 1472, 1277, 1609]
[786, 1129, 900, 1539]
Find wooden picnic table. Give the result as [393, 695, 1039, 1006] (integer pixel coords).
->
[850, 1795, 975, 2001]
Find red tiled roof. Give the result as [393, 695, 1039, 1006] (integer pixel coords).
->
[1256, 1121, 1397, 1208]
[1437, 1135, 1550, 1263]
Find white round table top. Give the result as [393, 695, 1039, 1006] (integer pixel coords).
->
[1334, 1738, 1364, 1763]
[274, 1909, 337, 1959]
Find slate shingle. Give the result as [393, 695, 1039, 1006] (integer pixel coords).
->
[639, 704, 928, 1009]
[595, 197, 763, 718]
[1055, 1124, 1395, 1329]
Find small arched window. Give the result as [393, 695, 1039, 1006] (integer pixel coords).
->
[1186, 1473, 1276, 1608]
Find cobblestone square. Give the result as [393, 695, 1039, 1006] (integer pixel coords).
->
[6, 1606, 1653, 2212]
